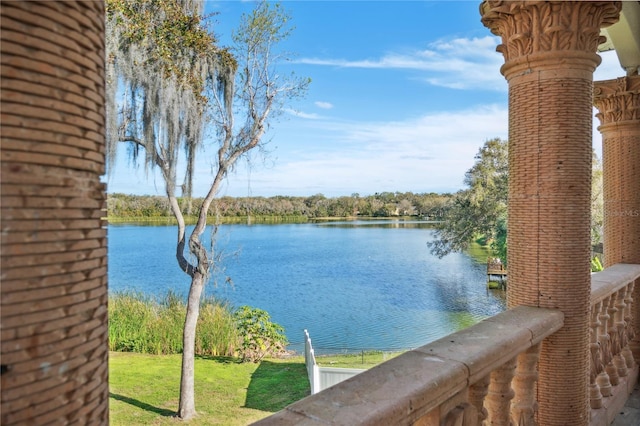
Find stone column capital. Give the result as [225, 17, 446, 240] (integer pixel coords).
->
[594, 75, 640, 128]
[480, 1, 621, 78]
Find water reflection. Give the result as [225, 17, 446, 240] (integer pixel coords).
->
[314, 219, 438, 229]
[108, 223, 506, 354]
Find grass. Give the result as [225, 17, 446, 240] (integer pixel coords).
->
[109, 352, 310, 425]
[314, 350, 402, 369]
[109, 350, 405, 424]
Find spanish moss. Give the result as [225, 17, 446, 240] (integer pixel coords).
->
[105, 0, 235, 199]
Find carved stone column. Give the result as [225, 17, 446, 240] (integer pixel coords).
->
[480, 2, 621, 425]
[594, 75, 640, 268]
[593, 75, 640, 362]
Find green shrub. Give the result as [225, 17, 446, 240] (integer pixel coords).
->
[234, 306, 288, 363]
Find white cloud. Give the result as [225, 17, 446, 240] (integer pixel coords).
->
[295, 36, 506, 91]
[108, 42, 625, 199]
[284, 108, 323, 120]
[220, 104, 509, 197]
[314, 101, 334, 109]
[108, 103, 511, 197]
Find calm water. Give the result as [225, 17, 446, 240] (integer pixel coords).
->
[108, 221, 506, 354]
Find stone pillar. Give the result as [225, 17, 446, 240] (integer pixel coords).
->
[594, 75, 640, 361]
[480, 2, 621, 425]
[0, 1, 108, 425]
[593, 75, 640, 267]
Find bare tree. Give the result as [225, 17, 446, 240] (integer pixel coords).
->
[105, 0, 308, 419]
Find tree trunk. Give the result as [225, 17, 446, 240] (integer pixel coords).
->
[178, 272, 205, 419]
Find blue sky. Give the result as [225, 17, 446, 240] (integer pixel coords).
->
[105, 1, 625, 198]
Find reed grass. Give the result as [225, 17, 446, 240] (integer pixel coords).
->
[109, 291, 239, 356]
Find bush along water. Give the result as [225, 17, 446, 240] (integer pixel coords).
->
[234, 306, 288, 362]
[108, 291, 287, 361]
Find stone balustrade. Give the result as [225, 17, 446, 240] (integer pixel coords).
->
[589, 264, 640, 425]
[256, 306, 563, 425]
[256, 264, 640, 425]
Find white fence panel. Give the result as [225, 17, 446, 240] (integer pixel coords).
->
[303, 330, 365, 395]
[318, 367, 366, 391]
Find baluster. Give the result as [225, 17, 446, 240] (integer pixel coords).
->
[469, 375, 490, 425]
[630, 278, 640, 363]
[622, 281, 635, 369]
[443, 403, 475, 426]
[511, 344, 540, 425]
[590, 302, 604, 409]
[597, 296, 613, 396]
[614, 288, 629, 378]
[606, 294, 621, 386]
[485, 357, 516, 425]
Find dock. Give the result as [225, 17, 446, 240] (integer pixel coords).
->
[487, 258, 507, 289]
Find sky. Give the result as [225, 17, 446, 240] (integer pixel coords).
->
[105, 1, 626, 198]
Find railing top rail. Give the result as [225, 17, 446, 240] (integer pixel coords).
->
[591, 263, 640, 306]
[255, 306, 564, 425]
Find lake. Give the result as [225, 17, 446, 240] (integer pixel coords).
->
[108, 220, 506, 354]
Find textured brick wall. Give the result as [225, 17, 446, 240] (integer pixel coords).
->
[481, 1, 621, 425]
[0, 1, 108, 424]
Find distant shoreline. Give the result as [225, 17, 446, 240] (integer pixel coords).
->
[106, 215, 436, 225]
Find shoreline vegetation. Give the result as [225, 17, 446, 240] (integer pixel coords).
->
[108, 292, 412, 359]
[107, 214, 311, 225]
[109, 292, 287, 360]
[107, 214, 437, 225]
[106, 192, 452, 223]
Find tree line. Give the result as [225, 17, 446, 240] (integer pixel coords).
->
[107, 191, 453, 220]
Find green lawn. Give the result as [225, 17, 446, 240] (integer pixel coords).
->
[313, 350, 402, 369]
[109, 350, 403, 424]
[109, 352, 310, 425]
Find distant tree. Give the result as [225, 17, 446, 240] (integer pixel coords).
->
[397, 199, 416, 216]
[428, 138, 508, 261]
[414, 193, 451, 219]
[429, 139, 603, 263]
[106, 0, 308, 419]
[368, 197, 385, 216]
[592, 151, 604, 248]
